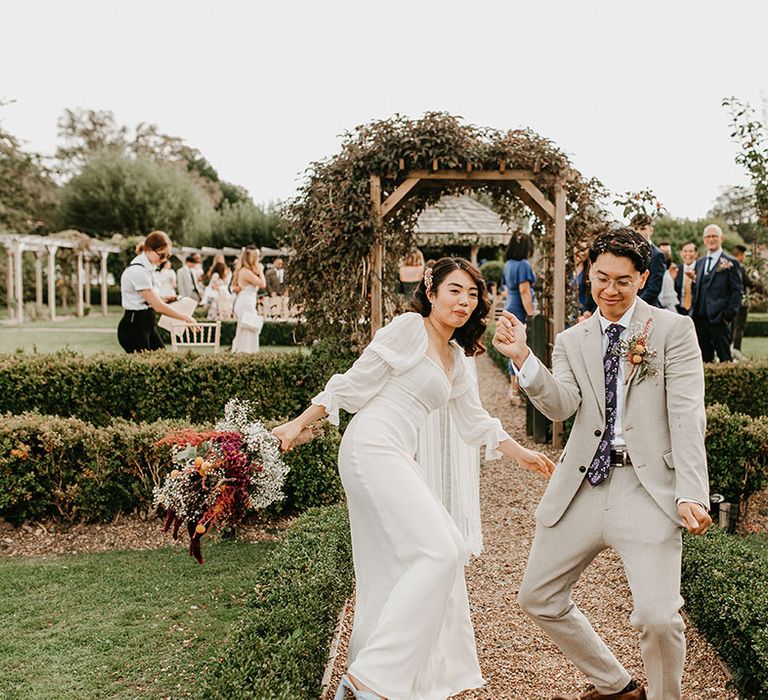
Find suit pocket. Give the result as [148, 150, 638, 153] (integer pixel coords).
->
[662, 450, 675, 470]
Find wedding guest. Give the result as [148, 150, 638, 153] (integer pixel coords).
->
[117, 231, 196, 353]
[265, 257, 287, 296]
[273, 257, 554, 700]
[501, 235, 536, 405]
[203, 260, 234, 320]
[692, 224, 743, 362]
[398, 249, 425, 297]
[674, 241, 697, 316]
[574, 245, 597, 320]
[176, 253, 205, 303]
[657, 241, 673, 262]
[496, 227, 711, 700]
[731, 244, 764, 352]
[231, 247, 266, 353]
[630, 213, 665, 307]
[658, 257, 680, 312]
[153, 260, 177, 302]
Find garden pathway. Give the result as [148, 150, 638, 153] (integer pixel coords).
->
[326, 353, 737, 699]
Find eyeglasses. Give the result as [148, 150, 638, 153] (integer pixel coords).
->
[154, 251, 170, 262]
[589, 272, 642, 291]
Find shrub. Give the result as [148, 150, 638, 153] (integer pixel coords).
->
[0, 412, 342, 524]
[0, 346, 354, 426]
[198, 504, 353, 699]
[480, 260, 504, 289]
[745, 317, 768, 337]
[705, 404, 768, 503]
[704, 359, 768, 417]
[682, 528, 768, 698]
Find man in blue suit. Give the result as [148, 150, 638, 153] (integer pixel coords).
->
[630, 214, 666, 307]
[692, 224, 743, 362]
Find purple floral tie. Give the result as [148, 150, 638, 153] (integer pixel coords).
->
[586, 323, 623, 486]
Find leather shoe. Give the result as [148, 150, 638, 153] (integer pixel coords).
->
[553, 684, 647, 700]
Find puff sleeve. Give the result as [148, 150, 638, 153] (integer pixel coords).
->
[448, 352, 511, 460]
[311, 312, 428, 424]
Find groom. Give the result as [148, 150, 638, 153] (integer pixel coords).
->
[494, 227, 711, 700]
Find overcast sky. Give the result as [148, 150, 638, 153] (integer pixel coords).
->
[3, 0, 766, 220]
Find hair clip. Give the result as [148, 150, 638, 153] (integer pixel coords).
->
[423, 267, 433, 293]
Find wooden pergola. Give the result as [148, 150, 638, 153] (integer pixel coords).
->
[2, 234, 121, 323]
[369, 166, 567, 336]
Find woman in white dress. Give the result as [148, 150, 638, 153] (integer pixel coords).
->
[273, 258, 555, 700]
[231, 248, 266, 353]
[153, 260, 177, 301]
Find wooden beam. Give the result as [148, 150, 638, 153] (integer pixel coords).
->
[13, 240, 24, 323]
[518, 179, 556, 220]
[552, 181, 567, 448]
[370, 174, 383, 336]
[100, 250, 109, 316]
[404, 169, 535, 182]
[6, 244, 14, 320]
[47, 245, 57, 320]
[380, 177, 421, 220]
[34, 252, 43, 307]
[511, 183, 550, 221]
[76, 252, 85, 318]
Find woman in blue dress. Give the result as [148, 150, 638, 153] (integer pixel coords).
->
[501, 235, 535, 404]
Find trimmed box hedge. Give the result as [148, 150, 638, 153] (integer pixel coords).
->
[682, 528, 768, 698]
[745, 317, 768, 337]
[0, 412, 342, 524]
[198, 504, 353, 700]
[0, 340, 354, 426]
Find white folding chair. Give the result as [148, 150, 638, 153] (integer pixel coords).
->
[169, 321, 221, 353]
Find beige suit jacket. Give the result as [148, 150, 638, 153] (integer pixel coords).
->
[523, 298, 709, 527]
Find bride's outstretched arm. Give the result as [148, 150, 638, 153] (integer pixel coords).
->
[272, 404, 326, 452]
[496, 438, 555, 480]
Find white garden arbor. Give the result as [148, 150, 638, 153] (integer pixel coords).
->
[2, 233, 120, 323]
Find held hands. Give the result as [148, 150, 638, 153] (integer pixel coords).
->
[272, 420, 314, 452]
[493, 311, 530, 366]
[678, 502, 712, 536]
[513, 444, 556, 480]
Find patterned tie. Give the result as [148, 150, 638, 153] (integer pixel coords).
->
[586, 323, 623, 486]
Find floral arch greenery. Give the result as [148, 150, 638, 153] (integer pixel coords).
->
[287, 113, 608, 348]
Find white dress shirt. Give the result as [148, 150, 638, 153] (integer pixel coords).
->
[703, 248, 722, 275]
[120, 253, 156, 310]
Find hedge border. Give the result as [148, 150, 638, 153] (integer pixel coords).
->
[197, 504, 353, 700]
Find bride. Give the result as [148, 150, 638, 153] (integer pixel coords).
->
[231, 247, 266, 353]
[273, 257, 555, 700]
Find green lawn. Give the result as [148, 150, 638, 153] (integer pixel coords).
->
[0, 539, 275, 699]
[0, 314, 302, 355]
[742, 336, 768, 359]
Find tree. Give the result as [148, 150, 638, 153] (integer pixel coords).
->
[209, 200, 286, 249]
[723, 97, 768, 227]
[651, 217, 744, 260]
[57, 151, 213, 245]
[0, 104, 58, 232]
[708, 184, 768, 244]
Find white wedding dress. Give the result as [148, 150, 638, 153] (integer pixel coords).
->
[313, 312, 509, 700]
[232, 284, 260, 353]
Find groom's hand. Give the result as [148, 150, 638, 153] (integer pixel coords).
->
[493, 311, 530, 367]
[678, 502, 712, 535]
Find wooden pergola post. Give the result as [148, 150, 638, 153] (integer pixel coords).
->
[370, 174, 384, 334]
[34, 252, 44, 307]
[100, 249, 109, 315]
[46, 244, 58, 320]
[84, 256, 92, 310]
[13, 239, 25, 323]
[76, 251, 85, 318]
[6, 245, 15, 320]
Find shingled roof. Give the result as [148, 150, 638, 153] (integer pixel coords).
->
[414, 195, 513, 247]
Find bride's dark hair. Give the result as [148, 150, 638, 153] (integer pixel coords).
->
[410, 257, 491, 356]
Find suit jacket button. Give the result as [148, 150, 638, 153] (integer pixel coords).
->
[579, 466, 587, 473]
[594, 429, 601, 436]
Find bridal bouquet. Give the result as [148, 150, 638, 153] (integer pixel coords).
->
[153, 398, 290, 564]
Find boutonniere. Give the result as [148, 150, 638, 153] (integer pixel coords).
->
[611, 317, 658, 384]
[715, 258, 734, 273]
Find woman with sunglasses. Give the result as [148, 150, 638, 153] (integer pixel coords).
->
[117, 230, 197, 353]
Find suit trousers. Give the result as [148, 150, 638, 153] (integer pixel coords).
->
[518, 466, 685, 700]
[693, 316, 732, 362]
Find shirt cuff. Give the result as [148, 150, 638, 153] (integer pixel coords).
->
[512, 352, 539, 388]
[484, 426, 512, 461]
[676, 498, 708, 511]
[311, 393, 339, 426]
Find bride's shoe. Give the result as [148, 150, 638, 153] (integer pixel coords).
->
[334, 674, 383, 700]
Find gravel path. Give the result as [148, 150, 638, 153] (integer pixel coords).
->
[327, 353, 737, 700]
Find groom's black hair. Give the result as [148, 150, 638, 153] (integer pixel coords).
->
[588, 227, 652, 273]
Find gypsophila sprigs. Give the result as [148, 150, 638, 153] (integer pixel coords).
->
[153, 399, 290, 564]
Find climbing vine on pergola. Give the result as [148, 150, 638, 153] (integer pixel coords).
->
[287, 113, 608, 348]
